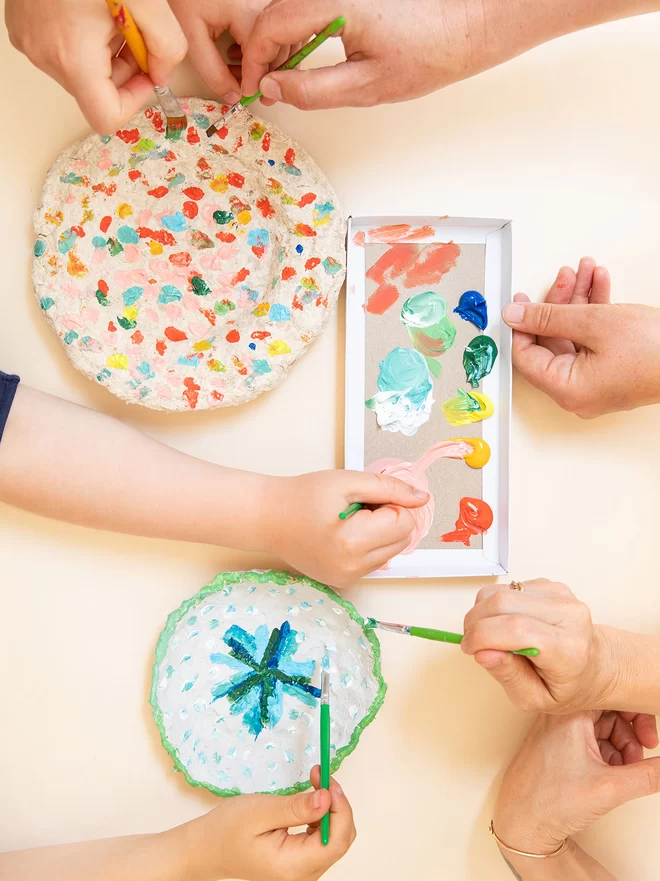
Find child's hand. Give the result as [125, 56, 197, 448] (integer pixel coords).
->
[462, 579, 608, 713]
[5, 0, 187, 133]
[175, 768, 355, 881]
[169, 0, 289, 105]
[503, 257, 660, 417]
[264, 470, 429, 588]
[493, 711, 660, 857]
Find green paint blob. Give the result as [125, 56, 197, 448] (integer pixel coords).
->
[400, 291, 456, 366]
[213, 210, 233, 225]
[214, 299, 236, 316]
[191, 276, 211, 296]
[117, 316, 137, 330]
[463, 335, 498, 387]
[34, 239, 47, 257]
[96, 289, 109, 306]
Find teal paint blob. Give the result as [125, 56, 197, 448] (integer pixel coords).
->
[213, 210, 233, 225]
[161, 212, 188, 232]
[252, 359, 272, 375]
[463, 335, 498, 387]
[40, 297, 54, 311]
[92, 236, 106, 248]
[122, 286, 144, 306]
[168, 172, 185, 188]
[247, 228, 270, 249]
[64, 330, 78, 344]
[117, 225, 140, 244]
[34, 239, 47, 257]
[269, 304, 290, 322]
[159, 284, 183, 304]
[57, 229, 78, 254]
[367, 346, 432, 407]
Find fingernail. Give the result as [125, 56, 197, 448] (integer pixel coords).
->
[223, 91, 240, 105]
[312, 790, 321, 809]
[413, 489, 429, 499]
[333, 783, 343, 797]
[260, 77, 282, 101]
[479, 656, 503, 668]
[503, 303, 524, 325]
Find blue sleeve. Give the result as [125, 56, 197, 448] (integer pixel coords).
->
[0, 371, 20, 444]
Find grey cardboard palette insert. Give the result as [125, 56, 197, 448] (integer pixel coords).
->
[344, 216, 512, 578]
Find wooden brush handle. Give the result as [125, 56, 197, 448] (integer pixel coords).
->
[105, 0, 149, 74]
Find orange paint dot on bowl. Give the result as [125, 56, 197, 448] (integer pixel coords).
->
[226, 329, 240, 343]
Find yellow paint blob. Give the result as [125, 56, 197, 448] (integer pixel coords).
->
[123, 306, 138, 321]
[148, 240, 163, 255]
[106, 353, 129, 370]
[207, 359, 226, 372]
[455, 437, 491, 469]
[253, 302, 270, 317]
[210, 175, 229, 194]
[117, 203, 133, 218]
[268, 339, 291, 356]
[193, 340, 212, 352]
[236, 210, 252, 225]
[442, 390, 495, 427]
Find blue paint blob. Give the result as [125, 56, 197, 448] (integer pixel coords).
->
[117, 225, 140, 244]
[454, 290, 488, 331]
[34, 239, 47, 257]
[268, 159, 275, 166]
[295, 244, 303, 254]
[269, 303, 291, 322]
[247, 228, 270, 249]
[122, 286, 144, 306]
[158, 284, 183, 304]
[248, 342, 257, 351]
[161, 211, 189, 232]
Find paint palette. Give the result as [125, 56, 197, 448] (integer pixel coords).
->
[345, 217, 512, 578]
[151, 570, 386, 796]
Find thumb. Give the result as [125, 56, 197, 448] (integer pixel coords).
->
[257, 788, 332, 832]
[604, 757, 660, 811]
[472, 651, 549, 711]
[129, 0, 188, 85]
[259, 60, 379, 110]
[352, 472, 429, 508]
[502, 301, 602, 348]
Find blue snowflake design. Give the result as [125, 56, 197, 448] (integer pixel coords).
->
[210, 621, 321, 737]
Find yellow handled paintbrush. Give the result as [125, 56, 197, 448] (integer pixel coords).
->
[105, 0, 187, 139]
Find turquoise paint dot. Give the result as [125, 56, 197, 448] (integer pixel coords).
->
[117, 225, 139, 244]
[251, 359, 271, 375]
[269, 303, 291, 322]
[57, 229, 77, 254]
[33, 239, 47, 257]
[92, 236, 106, 248]
[187, 615, 198, 625]
[167, 173, 185, 188]
[210, 619, 220, 629]
[158, 284, 182, 304]
[166, 665, 175, 678]
[64, 330, 79, 344]
[161, 211, 188, 232]
[100, 135, 112, 144]
[40, 297, 54, 311]
[122, 286, 143, 306]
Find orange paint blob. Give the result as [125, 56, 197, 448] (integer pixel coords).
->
[365, 282, 400, 316]
[164, 326, 187, 342]
[441, 497, 493, 546]
[366, 244, 418, 285]
[404, 242, 461, 289]
[183, 376, 200, 409]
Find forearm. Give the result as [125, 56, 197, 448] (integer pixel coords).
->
[497, 840, 617, 881]
[0, 386, 278, 552]
[0, 830, 186, 881]
[594, 625, 660, 715]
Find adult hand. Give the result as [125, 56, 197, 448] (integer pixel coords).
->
[503, 257, 660, 417]
[169, 0, 294, 105]
[176, 768, 355, 881]
[5, 0, 187, 133]
[240, 0, 492, 110]
[264, 470, 429, 588]
[462, 579, 615, 713]
[493, 711, 660, 856]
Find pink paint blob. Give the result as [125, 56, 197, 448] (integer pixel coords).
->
[366, 440, 474, 554]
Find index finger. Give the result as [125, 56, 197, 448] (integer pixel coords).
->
[241, 0, 345, 95]
[76, 67, 154, 133]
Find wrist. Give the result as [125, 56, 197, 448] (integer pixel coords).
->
[165, 816, 229, 881]
[491, 814, 567, 856]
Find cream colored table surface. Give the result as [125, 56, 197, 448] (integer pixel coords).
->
[2, 10, 660, 880]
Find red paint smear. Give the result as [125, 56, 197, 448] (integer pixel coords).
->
[297, 192, 316, 208]
[365, 282, 400, 315]
[108, 321, 116, 332]
[117, 128, 140, 144]
[305, 257, 320, 270]
[281, 267, 296, 280]
[131, 329, 144, 345]
[183, 186, 204, 201]
[403, 242, 461, 288]
[92, 182, 117, 196]
[366, 244, 418, 285]
[252, 246, 265, 258]
[285, 148, 296, 166]
[262, 132, 271, 152]
[226, 329, 240, 343]
[97, 279, 109, 294]
[441, 497, 493, 546]
[148, 186, 169, 199]
[227, 172, 245, 188]
[292, 295, 303, 311]
[71, 225, 85, 238]
[399, 225, 435, 241]
[216, 125, 229, 140]
[170, 252, 192, 267]
[137, 227, 176, 246]
[182, 201, 198, 219]
[151, 112, 165, 133]
[164, 326, 187, 342]
[256, 197, 275, 219]
[295, 223, 316, 238]
[156, 339, 167, 355]
[233, 137, 243, 153]
[199, 308, 216, 327]
[251, 330, 271, 340]
[128, 170, 142, 182]
[232, 268, 250, 285]
[197, 158, 211, 175]
[163, 150, 177, 162]
[183, 376, 200, 409]
[187, 126, 200, 145]
[216, 231, 236, 243]
[352, 231, 365, 247]
[211, 390, 224, 402]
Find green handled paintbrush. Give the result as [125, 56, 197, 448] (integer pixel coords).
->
[207, 16, 346, 136]
[365, 618, 540, 657]
[320, 670, 331, 846]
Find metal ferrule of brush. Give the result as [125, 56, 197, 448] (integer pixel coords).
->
[321, 670, 330, 704]
[372, 621, 412, 636]
[206, 104, 244, 137]
[153, 86, 184, 119]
